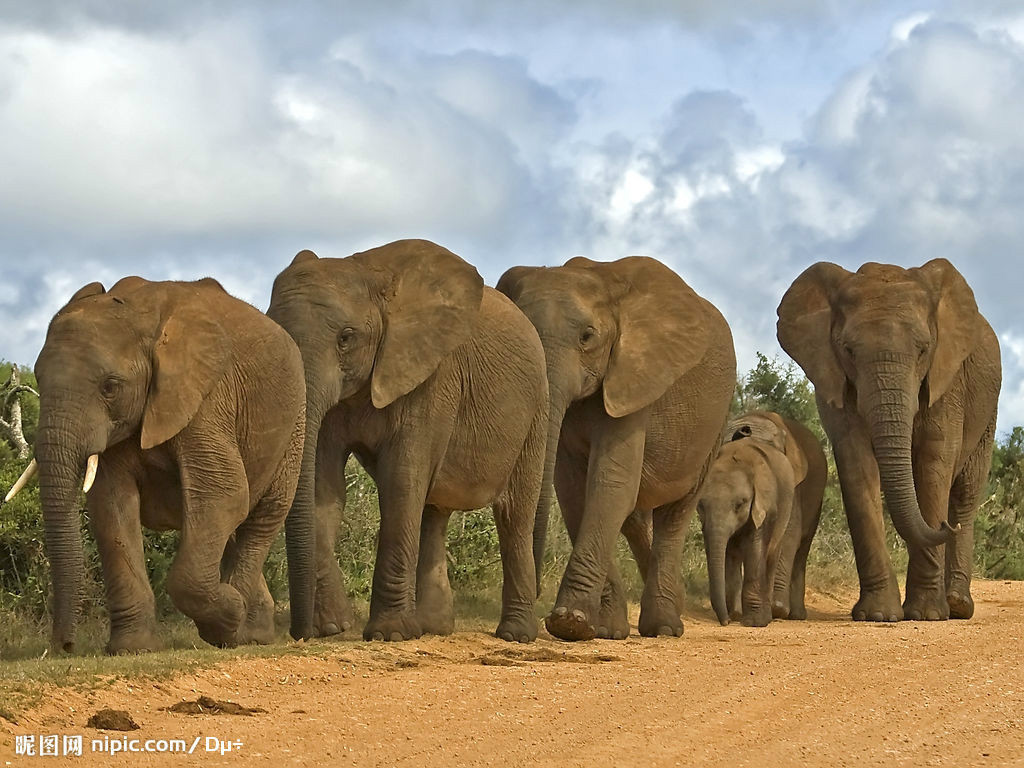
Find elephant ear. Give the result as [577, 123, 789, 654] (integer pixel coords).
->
[354, 239, 484, 409]
[570, 256, 710, 418]
[55, 282, 105, 315]
[777, 262, 851, 409]
[748, 448, 776, 529]
[141, 312, 232, 450]
[495, 265, 540, 304]
[914, 259, 982, 408]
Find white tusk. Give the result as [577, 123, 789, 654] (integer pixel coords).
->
[82, 454, 99, 494]
[4, 458, 37, 503]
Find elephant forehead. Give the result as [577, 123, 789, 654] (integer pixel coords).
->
[838, 271, 930, 308]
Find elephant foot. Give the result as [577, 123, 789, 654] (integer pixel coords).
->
[196, 620, 240, 648]
[595, 600, 630, 640]
[741, 606, 772, 627]
[947, 579, 974, 619]
[545, 606, 596, 642]
[903, 588, 950, 621]
[852, 587, 903, 622]
[106, 626, 163, 655]
[637, 600, 683, 638]
[237, 602, 276, 646]
[787, 602, 808, 621]
[416, 606, 455, 637]
[771, 598, 791, 620]
[314, 585, 356, 638]
[363, 612, 422, 642]
[496, 611, 538, 643]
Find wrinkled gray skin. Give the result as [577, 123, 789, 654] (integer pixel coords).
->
[268, 239, 548, 643]
[698, 438, 795, 627]
[31, 278, 304, 654]
[498, 256, 736, 641]
[719, 411, 827, 622]
[778, 259, 1001, 622]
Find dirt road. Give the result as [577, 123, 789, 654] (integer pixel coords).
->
[3, 580, 1024, 767]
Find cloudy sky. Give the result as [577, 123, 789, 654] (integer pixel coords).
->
[1, 1, 1022, 432]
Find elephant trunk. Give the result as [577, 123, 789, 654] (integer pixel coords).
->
[863, 361, 955, 550]
[704, 521, 731, 626]
[35, 405, 89, 652]
[286, 393, 325, 640]
[533, 382, 570, 597]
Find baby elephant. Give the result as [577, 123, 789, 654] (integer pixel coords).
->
[698, 419, 805, 627]
[728, 412, 827, 621]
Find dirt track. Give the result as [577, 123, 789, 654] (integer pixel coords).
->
[4, 580, 1024, 767]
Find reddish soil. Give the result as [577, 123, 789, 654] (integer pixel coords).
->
[3, 580, 1024, 767]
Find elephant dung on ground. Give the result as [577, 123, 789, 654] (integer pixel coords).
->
[719, 411, 827, 622]
[777, 258, 1001, 622]
[267, 239, 548, 643]
[8, 277, 306, 653]
[498, 255, 736, 641]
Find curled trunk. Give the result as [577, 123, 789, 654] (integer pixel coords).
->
[864, 376, 955, 550]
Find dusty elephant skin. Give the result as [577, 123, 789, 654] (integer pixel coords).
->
[268, 239, 548, 643]
[498, 256, 736, 641]
[777, 258, 1002, 622]
[26, 277, 306, 654]
[725, 411, 827, 621]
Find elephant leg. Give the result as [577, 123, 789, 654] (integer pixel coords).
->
[726, 540, 743, 621]
[225, 468, 296, 645]
[740, 527, 771, 627]
[771, 500, 803, 619]
[946, 416, 996, 619]
[89, 452, 162, 655]
[416, 505, 455, 636]
[903, 415, 960, 621]
[547, 411, 646, 642]
[638, 498, 693, 637]
[621, 507, 653, 583]
[363, 443, 429, 642]
[819, 402, 902, 622]
[167, 445, 249, 648]
[553, 449, 630, 640]
[787, 536, 813, 620]
[313, 449, 355, 637]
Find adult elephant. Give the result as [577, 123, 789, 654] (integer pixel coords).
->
[777, 259, 1001, 621]
[497, 256, 735, 640]
[268, 239, 548, 643]
[722, 411, 827, 621]
[7, 277, 305, 653]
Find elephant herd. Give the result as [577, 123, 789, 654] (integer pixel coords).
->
[4, 240, 1002, 653]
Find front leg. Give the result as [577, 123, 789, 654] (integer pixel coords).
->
[167, 437, 250, 647]
[312, 447, 355, 637]
[547, 408, 647, 642]
[416, 505, 455, 636]
[819, 399, 902, 622]
[88, 447, 161, 654]
[638, 498, 693, 637]
[363, 441, 431, 642]
[726, 539, 743, 621]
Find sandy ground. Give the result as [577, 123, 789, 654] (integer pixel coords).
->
[3, 579, 1024, 767]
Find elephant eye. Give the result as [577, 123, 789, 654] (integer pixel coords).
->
[580, 326, 597, 346]
[337, 327, 357, 349]
[843, 343, 855, 359]
[100, 377, 121, 399]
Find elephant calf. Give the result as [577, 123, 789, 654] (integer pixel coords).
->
[11, 277, 305, 653]
[724, 411, 827, 621]
[698, 431, 800, 627]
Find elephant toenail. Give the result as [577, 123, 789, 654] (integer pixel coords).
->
[323, 623, 340, 636]
[571, 609, 586, 621]
[389, 632, 404, 642]
[553, 607, 568, 617]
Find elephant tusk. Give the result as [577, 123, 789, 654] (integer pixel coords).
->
[82, 454, 99, 494]
[4, 458, 37, 503]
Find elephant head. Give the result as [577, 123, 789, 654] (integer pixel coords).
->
[267, 239, 484, 639]
[726, 411, 809, 486]
[28, 277, 231, 651]
[496, 256, 711, 551]
[777, 258, 976, 550]
[698, 440, 792, 626]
